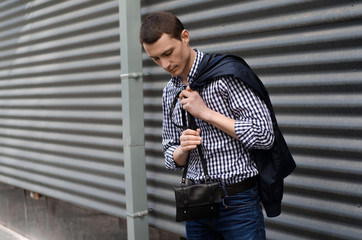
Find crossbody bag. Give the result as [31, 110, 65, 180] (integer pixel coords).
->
[172, 94, 221, 222]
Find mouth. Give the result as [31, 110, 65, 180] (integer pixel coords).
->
[168, 66, 177, 75]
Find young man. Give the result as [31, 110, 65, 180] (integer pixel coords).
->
[140, 12, 275, 240]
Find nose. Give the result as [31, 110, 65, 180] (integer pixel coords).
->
[160, 58, 170, 70]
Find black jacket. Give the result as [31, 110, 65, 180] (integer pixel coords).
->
[190, 53, 296, 217]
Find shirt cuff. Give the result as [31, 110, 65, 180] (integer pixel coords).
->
[164, 145, 183, 170]
[234, 120, 256, 149]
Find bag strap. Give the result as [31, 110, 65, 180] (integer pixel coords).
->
[179, 104, 211, 184]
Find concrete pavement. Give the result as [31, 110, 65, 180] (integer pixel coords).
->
[0, 224, 30, 240]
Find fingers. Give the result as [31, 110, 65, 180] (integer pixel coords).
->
[179, 86, 193, 100]
[182, 128, 201, 137]
[179, 90, 189, 100]
[179, 88, 198, 111]
[180, 128, 202, 151]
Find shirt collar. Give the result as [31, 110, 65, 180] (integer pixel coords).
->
[171, 49, 204, 87]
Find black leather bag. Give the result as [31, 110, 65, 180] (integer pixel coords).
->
[174, 181, 221, 222]
[173, 107, 221, 222]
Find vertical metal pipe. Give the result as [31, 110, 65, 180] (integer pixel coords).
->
[119, 0, 149, 239]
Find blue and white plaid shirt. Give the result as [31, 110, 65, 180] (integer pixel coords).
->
[162, 49, 274, 185]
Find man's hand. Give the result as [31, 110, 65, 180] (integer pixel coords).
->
[173, 128, 202, 166]
[180, 128, 202, 152]
[179, 86, 210, 120]
[179, 86, 238, 140]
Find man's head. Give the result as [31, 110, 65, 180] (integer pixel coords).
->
[140, 12, 196, 80]
[139, 12, 184, 45]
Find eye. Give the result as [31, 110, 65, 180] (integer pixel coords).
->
[164, 50, 172, 56]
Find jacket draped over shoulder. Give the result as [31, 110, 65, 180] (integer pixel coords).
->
[190, 53, 296, 217]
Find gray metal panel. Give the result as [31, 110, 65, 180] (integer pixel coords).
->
[0, 0, 126, 217]
[141, 0, 362, 238]
[1, 0, 362, 239]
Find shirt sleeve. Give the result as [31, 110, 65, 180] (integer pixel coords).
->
[161, 85, 184, 171]
[222, 76, 274, 150]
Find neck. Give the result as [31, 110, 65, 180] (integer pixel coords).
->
[181, 48, 196, 85]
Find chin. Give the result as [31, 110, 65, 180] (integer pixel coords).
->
[170, 71, 180, 77]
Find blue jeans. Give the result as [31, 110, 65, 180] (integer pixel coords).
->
[185, 185, 266, 240]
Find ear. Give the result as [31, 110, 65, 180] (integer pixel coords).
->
[180, 29, 190, 45]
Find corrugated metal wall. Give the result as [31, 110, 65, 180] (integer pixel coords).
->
[0, 0, 126, 217]
[141, 0, 362, 239]
[1, 0, 361, 239]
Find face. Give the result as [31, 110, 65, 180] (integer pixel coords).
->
[143, 30, 192, 80]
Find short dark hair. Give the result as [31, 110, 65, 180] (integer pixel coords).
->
[139, 12, 184, 44]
